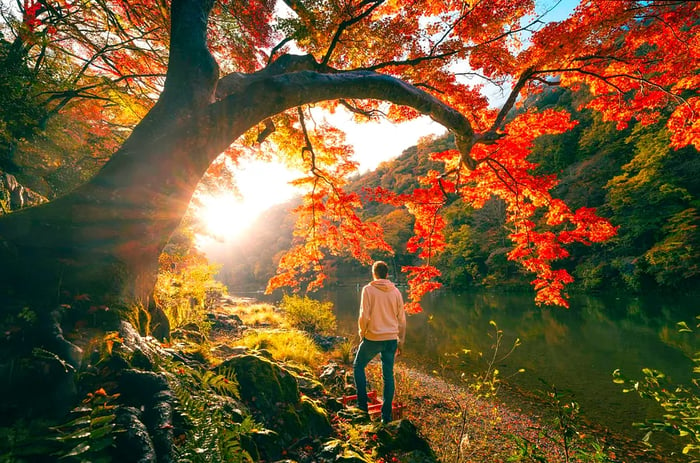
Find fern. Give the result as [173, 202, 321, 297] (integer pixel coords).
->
[161, 359, 253, 463]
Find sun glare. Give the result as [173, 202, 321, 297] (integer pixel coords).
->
[198, 194, 254, 239]
[195, 158, 299, 243]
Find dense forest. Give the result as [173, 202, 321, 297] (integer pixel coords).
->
[213, 87, 700, 296]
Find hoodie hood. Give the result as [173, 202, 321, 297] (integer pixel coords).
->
[370, 279, 395, 292]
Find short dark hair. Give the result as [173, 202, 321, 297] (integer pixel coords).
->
[372, 261, 389, 279]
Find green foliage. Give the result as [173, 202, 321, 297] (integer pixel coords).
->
[156, 223, 226, 331]
[643, 208, 700, 286]
[162, 359, 254, 463]
[238, 329, 323, 369]
[459, 320, 522, 400]
[280, 294, 337, 336]
[508, 383, 611, 463]
[50, 389, 120, 463]
[444, 321, 523, 463]
[613, 317, 700, 459]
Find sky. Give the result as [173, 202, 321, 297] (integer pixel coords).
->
[197, 0, 582, 243]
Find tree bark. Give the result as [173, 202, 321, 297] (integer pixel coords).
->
[0, 0, 476, 320]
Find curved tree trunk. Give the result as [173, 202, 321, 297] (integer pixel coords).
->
[0, 0, 477, 327]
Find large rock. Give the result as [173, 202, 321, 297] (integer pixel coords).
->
[215, 353, 332, 443]
[373, 420, 437, 463]
[216, 354, 300, 415]
[0, 171, 46, 214]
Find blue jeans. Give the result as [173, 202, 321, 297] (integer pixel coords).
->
[353, 338, 398, 423]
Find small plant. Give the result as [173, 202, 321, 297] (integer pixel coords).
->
[236, 303, 285, 327]
[613, 317, 700, 459]
[464, 320, 522, 400]
[163, 359, 254, 463]
[442, 320, 523, 463]
[507, 383, 611, 463]
[335, 339, 355, 365]
[51, 388, 120, 463]
[280, 294, 337, 336]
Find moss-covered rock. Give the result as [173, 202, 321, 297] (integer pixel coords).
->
[216, 353, 300, 416]
[298, 396, 332, 437]
[320, 439, 372, 463]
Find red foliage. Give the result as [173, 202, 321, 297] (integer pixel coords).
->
[13, 0, 696, 310]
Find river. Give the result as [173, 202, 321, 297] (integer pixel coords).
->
[321, 287, 698, 452]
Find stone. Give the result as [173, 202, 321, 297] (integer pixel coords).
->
[0, 171, 47, 214]
[215, 354, 300, 416]
[113, 406, 157, 463]
[373, 419, 437, 462]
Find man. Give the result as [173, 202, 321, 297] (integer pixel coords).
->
[353, 260, 406, 424]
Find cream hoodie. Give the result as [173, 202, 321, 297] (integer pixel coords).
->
[358, 279, 406, 344]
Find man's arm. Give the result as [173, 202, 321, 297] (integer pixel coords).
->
[358, 286, 370, 339]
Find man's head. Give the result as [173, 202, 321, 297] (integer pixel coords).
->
[372, 261, 389, 280]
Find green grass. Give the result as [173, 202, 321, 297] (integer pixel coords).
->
[238, 329, 323, 369]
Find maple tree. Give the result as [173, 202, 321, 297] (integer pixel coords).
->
[0, 0, 698, 325]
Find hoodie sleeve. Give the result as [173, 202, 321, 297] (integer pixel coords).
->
[358, 286, 371, 338]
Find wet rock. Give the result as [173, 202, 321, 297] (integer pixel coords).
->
[143, 390, 175, 463]
[312, 334, 347, 351]
[0, 171, 47, 214]
[118, 370, 169, 406]
[373, 420, 437, 462]
[170, 327, 206, 344]
[289, 370, 326, 398]
[242, 428, 282, 461]
[319, 361, 351, 391]
[337, 406, 371, 424]
[216, 353, 332, 444]
[114, 406, 157, 463]
[207, 311, 244, 332]
[117, 321, 162, 366]
[298, 396, 332, 437]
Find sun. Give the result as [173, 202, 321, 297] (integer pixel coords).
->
[194, 158, 300, 243]
[197, 193, 254, 239]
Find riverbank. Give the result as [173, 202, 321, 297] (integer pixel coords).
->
[210, 296, 681, 463]
[390, 363, 675, 462]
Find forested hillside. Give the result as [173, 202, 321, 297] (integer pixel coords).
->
[217, 87, 700, 296]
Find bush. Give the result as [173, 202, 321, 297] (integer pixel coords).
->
[613, 318, 700, 459]
[238, 329, 323, 369]
[280, 295, 336, 336]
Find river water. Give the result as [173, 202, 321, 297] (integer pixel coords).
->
[322, 287, 698, 447]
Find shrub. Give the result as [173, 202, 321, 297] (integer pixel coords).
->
[613, 318, 700, 459]
[280, 295, 337, 336]
[236, 303, 285, 327]
[238, 329, 323, 369]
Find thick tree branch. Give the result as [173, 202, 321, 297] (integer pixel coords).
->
[208, 68, 477, 170]
[158, 0, 218, 111]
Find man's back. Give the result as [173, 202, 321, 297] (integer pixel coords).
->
[359, 278, 405, 342]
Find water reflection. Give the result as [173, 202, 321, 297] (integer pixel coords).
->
[327, 288, 698, 438]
